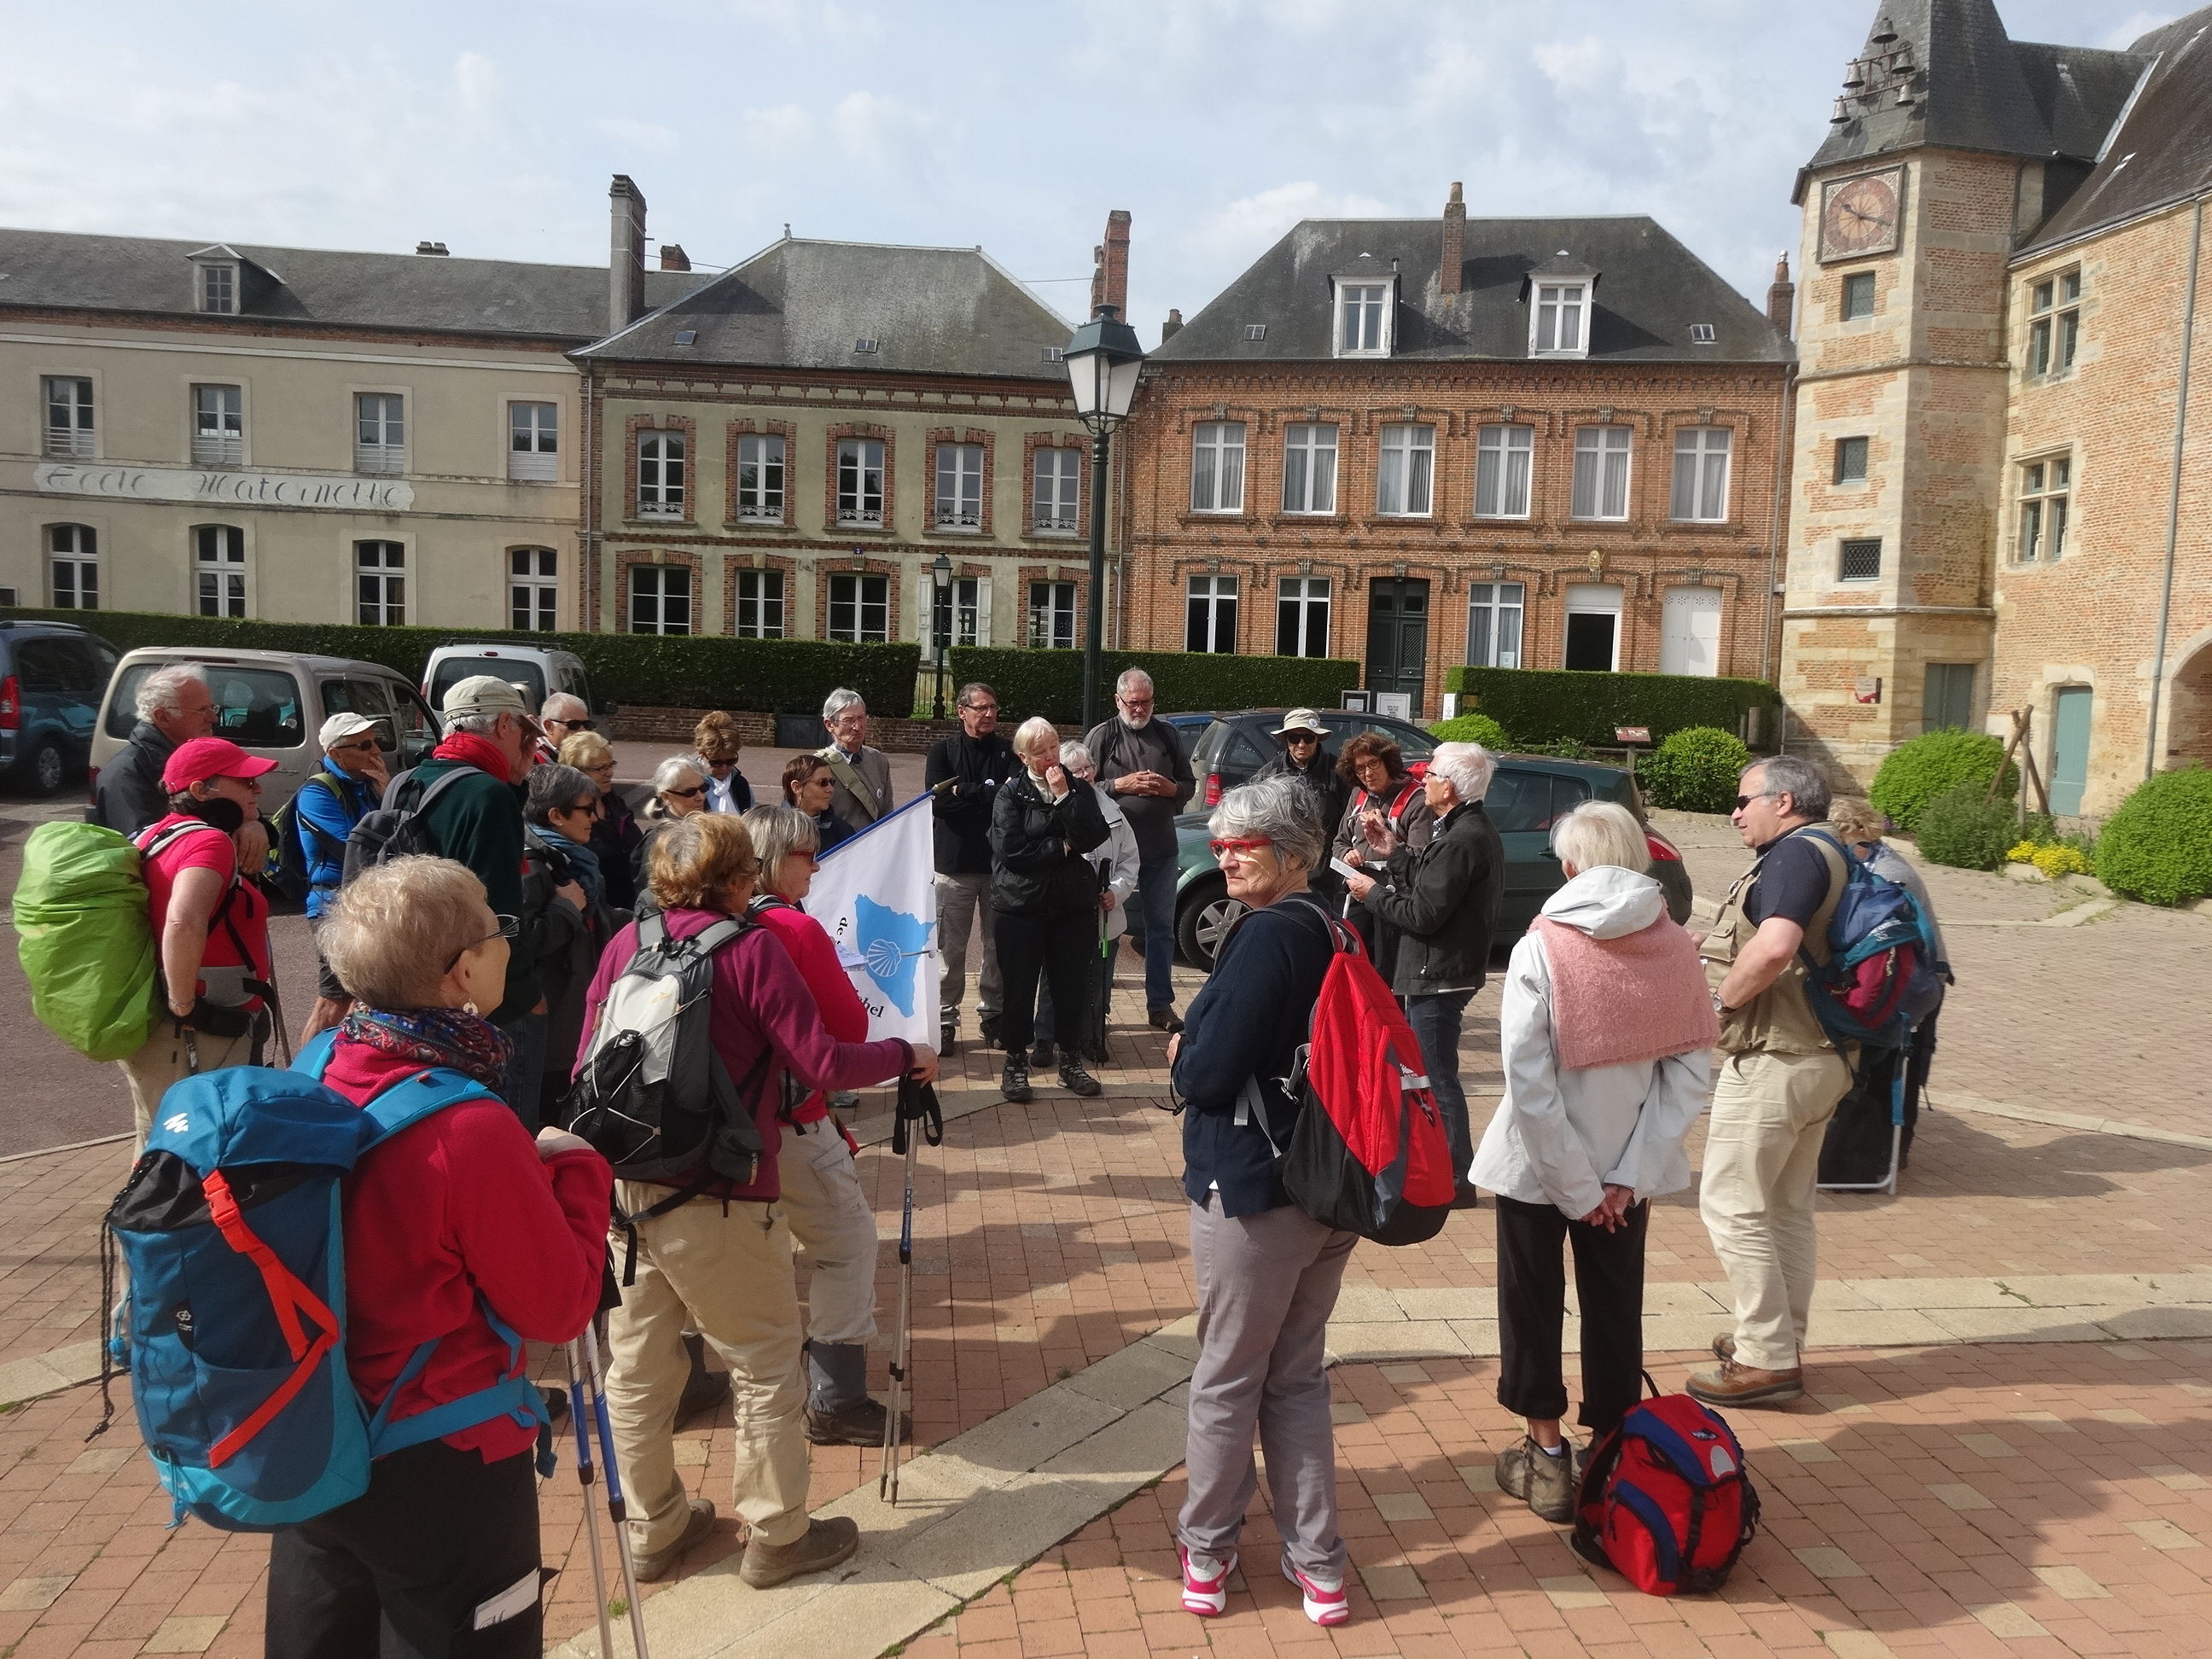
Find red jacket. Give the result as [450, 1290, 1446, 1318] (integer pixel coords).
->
[325, 1039, 611, 1463]
[750, 899, 868, 1126]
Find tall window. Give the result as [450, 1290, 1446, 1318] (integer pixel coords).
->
[1027, 580, 1076, 649]
[934, 442, 983, 530]
[1571, 426, 1632, 520]
[630, 565, 691, 634]
[1186, 574, 1237, 654]
[2018, 457, 2070, 562]
[932, 577, 985, 650]
[193, 385, 243, 466]
[510, 548, 556, 631]
[1839, 538, 1883, 581]
[355, 393, 405, 474]
[44, 377, 95, 458]
[828, 572, 889, 642]
[1533, 283, 1587, 354]
[1280, 423, 1338, 515]
[1924, 663, 1976, 732]
[356, 541, 405, 625]
[735, 434, 785, 521]
[1841, 271, 1877, 321]
[1276, 577, 1330, 658]
[637, 431, 684, 516]
[1466, 582, 1525, 669]
[836, 439, 885, 526]
[1033, 447, 1081, 533]
[1670, 427, 1732, 521]
[1833, 436, 1870, 485]
[195, 526, 246, 617]
[1377, 425, 1434, 516]
[1476, 424, 1534, 518]
[1190, 422, 1245, 513]
[200, 263, 236, 315]
[48, 525, 96, 609]
[736, 569, 786, 638]
[509, 403, 557, 481]
[2028, 271, 2081, 378]
[1338, 283, 1388, 354]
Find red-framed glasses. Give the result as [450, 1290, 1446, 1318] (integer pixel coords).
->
[1209, 837, 1274, 859]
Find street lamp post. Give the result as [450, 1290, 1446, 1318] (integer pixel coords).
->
[1061, 304, 1145, 733]
[930, 552, 953, 719]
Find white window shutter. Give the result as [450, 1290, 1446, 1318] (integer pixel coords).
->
[912, 571, 930, 645]
[975, 576, 993, 647]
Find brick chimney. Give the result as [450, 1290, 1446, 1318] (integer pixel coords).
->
[608, 175, 649, 335]
[1441, 182, 1466, 296]
[1767, 252, 1796, 335]
[659, 243, 690, 272]
[1089, 209, 1132, 315]
[1161, 307, 1183, 342]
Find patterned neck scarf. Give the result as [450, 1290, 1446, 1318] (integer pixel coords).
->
[341, 1005, 512, 1091]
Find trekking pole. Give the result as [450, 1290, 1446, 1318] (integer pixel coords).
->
[562, 1342, 614, 1659]
[581, 1322, 651, 1659]
[879, 1075, 942, 1505]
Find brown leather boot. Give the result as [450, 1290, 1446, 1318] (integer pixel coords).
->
[739, 1516, 860, 1589]
[1686, 1358, 1804, 1406]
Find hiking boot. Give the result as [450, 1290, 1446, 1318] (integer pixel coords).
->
[676, 1332, 730, 1429]
[1495, 1437, 1576, 1523]
[939, 1018, 958, 1056]
[1083, 1039, 1111, 1065]
[1148, 1006, 1184, 1034]
[1030, 1039, 1057, 1069]
[739, 1516, 860, 1589]
[632, 1499, 716, 1583]
[1000, 1060, 1033, 1103]
[1686, 1359, 1805, 1407]
[806, 1395, 911, 1446]
[1711, 1331, 1736, 1362]
[1058, 1061, 1103, 1097]
[978, 1012, 1002, 1048]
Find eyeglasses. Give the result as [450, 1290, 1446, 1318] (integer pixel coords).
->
[556, 718, 594, 732]
[667, 785, 706, 800]
[1286, 733, 1321, 745]
[961, 703, 999, 716]
[332, 738, 380, 754]
[445, 912, 520, 973]
[563, 799, 597, 817]
[1732, 790, 1778, 812]
[1210, 837, 1274, 859]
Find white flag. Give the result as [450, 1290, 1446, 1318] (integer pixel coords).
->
[809, 794, 940, 1045]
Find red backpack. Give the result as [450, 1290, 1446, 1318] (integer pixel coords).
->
[1571, 1380, 1761, 1595]
[1236, 899, 1456, 1246]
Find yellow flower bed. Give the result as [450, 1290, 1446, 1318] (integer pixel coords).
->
[2006, 841, 2040, 864]
[2032, 844, 2091, 878]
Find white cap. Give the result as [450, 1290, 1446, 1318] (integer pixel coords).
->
[319, 712, 377, 751]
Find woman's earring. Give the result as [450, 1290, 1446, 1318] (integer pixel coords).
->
[463, 1000, 480, 1017]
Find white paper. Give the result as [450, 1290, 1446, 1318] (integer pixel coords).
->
[472, 1570, 539, 1630]
[1330, 857, 1362, 882]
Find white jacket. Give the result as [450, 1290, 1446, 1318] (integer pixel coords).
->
[1469, 865, 1712, 1218]
[1091, 790, 1141, 940]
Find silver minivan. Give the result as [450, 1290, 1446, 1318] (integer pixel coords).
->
[90, 647, 442, 812]
[421, 643, 602, 719]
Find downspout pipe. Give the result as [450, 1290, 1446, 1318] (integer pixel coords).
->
[2144, 195, 2204, 780]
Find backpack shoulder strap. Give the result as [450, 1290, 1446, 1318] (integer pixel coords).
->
[1778, 825, 1851, 967]
[690, 917, 752, 955]
[410, 765, 480, 812]
[294, 1027, 341, 1080]
[361, 1066, 500, 1145]
[1388, 777, 1423, 821]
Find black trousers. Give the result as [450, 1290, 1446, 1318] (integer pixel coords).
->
[1494, 1192, 1650, 1438]
[265, 1441, 542, 1659]
[995, 906, 1091, 1055]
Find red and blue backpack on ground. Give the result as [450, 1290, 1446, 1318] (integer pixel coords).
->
[1571, 1376, 1761, 1595]
[95, 1033, 551, 1530]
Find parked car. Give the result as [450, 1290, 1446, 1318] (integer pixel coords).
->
[91, 647, 442, 813]
[0, 620, 119, 795]
[422, 643, 605, 719]
[1187, 707, 1438, 811]
[1173, 752, 1694, 971]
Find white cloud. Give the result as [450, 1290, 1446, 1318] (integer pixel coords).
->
[453, 52, 501, 120]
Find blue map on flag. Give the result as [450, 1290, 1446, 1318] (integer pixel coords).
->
[853, 894, 934, 1017]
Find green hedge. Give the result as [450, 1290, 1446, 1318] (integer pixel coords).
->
[1444, 667, 1778, 748]
[1639, 726, 1754, 814]
[947, 648, 1359, 726]
[1913, 782, 2021, 871]
[2095, 766, 2212, 905]
[1426, 713, 1512, 750]
[1869, 729, 2017, 831]
[0, 607, 918, 716]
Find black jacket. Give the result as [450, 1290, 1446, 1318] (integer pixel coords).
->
[1366, 800, 1505, 996]
[1254, 748, 1348, 844]
[1081, 717, 1195, 861]
[989, 771, 1109, 916]
[925, 729, 1017, 874]
[89, 720, 176, 835]
[589, 791, 644, 913]
[524, 829, 615, 1095]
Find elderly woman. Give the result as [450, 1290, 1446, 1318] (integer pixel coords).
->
[693, 710, 754, 814]
[1032, 738, 1139, 1069]
[525, 763, 617, 1115]
[1470, 801, 1715, 1524]
[739, 805, 906, 1446]
[991, 715, 1110, 1103]
[1342, 741, 1505, 1208]
[265, 856, 610, 1655]
[562, 731, 642, 912]
[781, 754, 854, 853]
[581, 814, 935, 1588]
[634, 756, 708, 904]
[1167, 776, 1354, 1628]
[1331, 734, 1435, 977]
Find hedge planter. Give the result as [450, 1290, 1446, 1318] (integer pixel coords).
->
[1442, 666, 1778, 750]
[947, 646, 1359, 726]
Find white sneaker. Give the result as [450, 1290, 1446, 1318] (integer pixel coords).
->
[1179, 1544, 1233, 1616]
[1283, 1559, 1349, 1626]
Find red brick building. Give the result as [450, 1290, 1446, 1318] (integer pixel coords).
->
[1117, 189, 1796, 719]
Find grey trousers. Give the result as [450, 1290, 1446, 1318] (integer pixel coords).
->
[1179, 1196, 1356, 1580]
[935, 871, 1001, 1027]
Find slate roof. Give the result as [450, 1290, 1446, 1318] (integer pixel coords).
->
[573, 238, 1075, 380]
[0, 227, 703, 341]
[1150, 217, 1791, 367]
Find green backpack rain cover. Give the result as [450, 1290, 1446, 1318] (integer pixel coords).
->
[13, 822, 160, 1061]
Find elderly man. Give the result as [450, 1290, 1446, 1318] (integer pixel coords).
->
[294, 712, 390, 1043]
[1084, 668, 1196, 1032]
[817, 689, 894, 834]
[94, 663, 270, 874]
[1691, 755, 1853, 1408]
[537, 692, 593, 763]
[925, 682, 1017, 1051]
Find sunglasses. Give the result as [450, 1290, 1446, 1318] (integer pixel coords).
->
[667, 785, 706, 800]
[445, 912, 520, 972]
[1732, 791, 1777, 812]
[1285, 732, 1321, 744]
[551, 717, 593, 732]
[1210, 836, 1274, 858]
[332, 737, 381, 754]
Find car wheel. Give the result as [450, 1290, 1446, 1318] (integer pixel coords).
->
[16, 739, 65, 797]
[1175, 879, 1248, 973]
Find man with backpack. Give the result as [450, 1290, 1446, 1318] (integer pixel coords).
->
[288, 713, 387, 1043]
[1691, 756, 1853, 1408]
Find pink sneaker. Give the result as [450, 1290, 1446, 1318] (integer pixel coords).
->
[1179, 1544, 1234, 1615]
[1284, 1560, 1349, 1626]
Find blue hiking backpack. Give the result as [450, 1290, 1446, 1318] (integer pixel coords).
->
[1789, 828, 1945, 1052]
[95, 1033, 552, 1531]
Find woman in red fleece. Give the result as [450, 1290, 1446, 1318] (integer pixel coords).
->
[265, 856, 611, 1659]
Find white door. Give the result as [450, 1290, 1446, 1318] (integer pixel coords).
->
[1661, 586, 1722, 677]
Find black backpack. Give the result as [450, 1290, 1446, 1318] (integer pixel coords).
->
[265, 771, 341, 904]
[340, 765, 478, 885]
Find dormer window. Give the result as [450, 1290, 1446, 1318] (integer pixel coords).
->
[200, 263, 236, 315]
[1336, 282, 1392, 357]
[186, 245, 269, 317]
[1532, 282, 1588, 355]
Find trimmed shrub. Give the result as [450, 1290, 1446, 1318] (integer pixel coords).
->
[946, 646, 1359, 726]
[1443, 666, 1778, 749]
[1912, 783, 2020, 871]
[1638, 726, 1754, 814]
[1425, 713, 1512, 751]
[2094, 766, 2212, 905]
[1868, 729, 2017, 830]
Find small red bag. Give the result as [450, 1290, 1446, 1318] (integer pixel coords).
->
[1571, 1379, 1761, 1595]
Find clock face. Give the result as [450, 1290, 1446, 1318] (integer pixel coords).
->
[1820, 169, 1903, 262]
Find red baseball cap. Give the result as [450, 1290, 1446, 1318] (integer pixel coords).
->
[162, 736, 280, 791]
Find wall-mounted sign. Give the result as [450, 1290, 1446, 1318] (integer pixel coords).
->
[1373, 691, 1413, 721]
[1854, 678, 1883, 705]
[1615, 726, 1652, 744]
[34, 462, 415, 513]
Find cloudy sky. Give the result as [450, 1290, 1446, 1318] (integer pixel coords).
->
[0, 1, 2180, 344]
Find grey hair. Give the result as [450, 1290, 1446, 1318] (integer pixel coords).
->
[1551, 800, 1650, 874]
[653, 756, 704, 795]
[821, 687, 865, 723]
[1059, 740, 1094, 774]
[1208, 774, 1326, 872]
[741, 803, 820, 891]
[445, 712, 501, 737]
[525, 763, 597, 827]
[320, 855, 492, 1009]
[1428, 742, 1496, 804]
[136, 664, 208, 721]
[1115, 667, 1155, 696]
[540, 692, 589, 722]
[1742, 754, 1831, 822]
[1011, 715, 1059, 759]
[956, 681, 997, 707]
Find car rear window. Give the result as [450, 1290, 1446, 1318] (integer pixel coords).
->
[428, 655, 547, 711]
[105, 661, 304, 748]
[1190, 720, 1229, 771]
